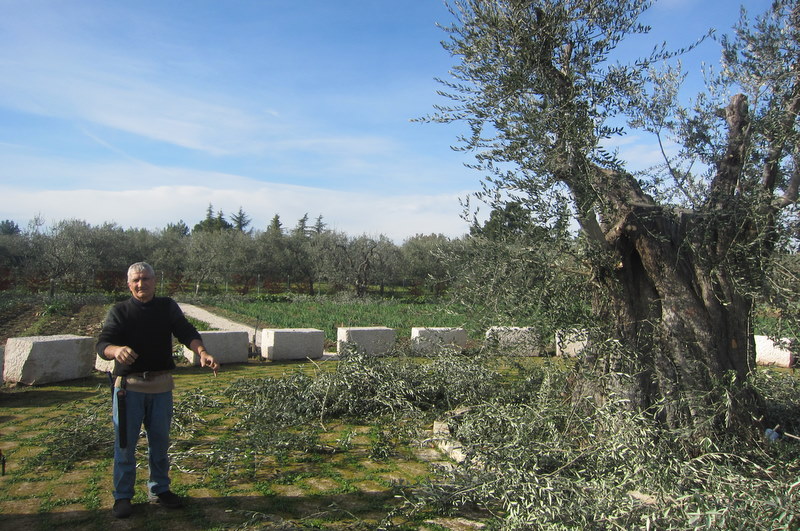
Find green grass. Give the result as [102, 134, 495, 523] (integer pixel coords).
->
[2, 296, 798, 529]
[0, 361, 458, 529]
[3, 353, 799, 530]
[197, 294, 472, 343]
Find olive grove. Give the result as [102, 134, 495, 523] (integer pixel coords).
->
[0, 212, 460, 299]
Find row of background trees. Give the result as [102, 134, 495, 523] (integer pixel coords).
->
[0, 205, 462, 299]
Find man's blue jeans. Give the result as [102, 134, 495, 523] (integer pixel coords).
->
[112, 389, 173, 500]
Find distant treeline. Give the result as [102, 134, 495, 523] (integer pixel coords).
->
[0, 208, 464, 298]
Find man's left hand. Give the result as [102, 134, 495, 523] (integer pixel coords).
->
[200, 352, 220, 376]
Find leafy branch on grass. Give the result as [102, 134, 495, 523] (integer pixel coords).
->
[27, 392, 114, 471]
[398, 367, 800, 530]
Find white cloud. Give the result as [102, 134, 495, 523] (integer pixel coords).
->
[0, 183, 472, 243]
[274, 135, 397, 157]
[601, 133, 676, 172]
[0, 5, 282, 156]
[0, 60, 274, 156]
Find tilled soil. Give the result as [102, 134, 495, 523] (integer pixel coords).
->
[0, 301, 39, 344]
[0, 301, 108, 346]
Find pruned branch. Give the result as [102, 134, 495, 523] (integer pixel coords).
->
[777, 148, 800, 208]
[708, 94, 749, 207]
[767, 77, 800, 208]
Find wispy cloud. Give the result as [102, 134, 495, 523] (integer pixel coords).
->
[601, 133, 677, 172]
[0, 4, 282, 157]
[0, 182, 472, 242]
[0, 61, 274, 156]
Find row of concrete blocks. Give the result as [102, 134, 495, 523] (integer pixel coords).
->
[554, 329, 796, 368]
[2, 327, 473, 386]
[2, 327, 795, 386]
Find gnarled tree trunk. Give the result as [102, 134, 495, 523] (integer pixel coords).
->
[574, 95, 764, 430]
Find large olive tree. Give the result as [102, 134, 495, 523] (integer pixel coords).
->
[431, 0, 799, 430]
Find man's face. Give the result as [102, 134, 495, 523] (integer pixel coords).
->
[128, 270, 155, 303]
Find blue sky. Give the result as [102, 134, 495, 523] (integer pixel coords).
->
[0, 0, 769, 241]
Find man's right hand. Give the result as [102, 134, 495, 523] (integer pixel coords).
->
[109, 346, 138, 365]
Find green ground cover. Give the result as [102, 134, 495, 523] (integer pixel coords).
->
[197, 295, 473, 346]
[0, 359, 473, 530]
[1, 294, 798, 529]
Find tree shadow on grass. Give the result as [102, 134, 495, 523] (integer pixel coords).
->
[0, 362, 291, 409]
[0, 373, 109, 406]
[0, 388, 99, 408]
[0, 492, 408, 530]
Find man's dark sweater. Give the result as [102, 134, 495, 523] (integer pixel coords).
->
[96, 297, 201, 377]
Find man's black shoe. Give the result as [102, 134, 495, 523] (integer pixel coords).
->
[150, 490, 183, 508]
[112, 498, 133, 518]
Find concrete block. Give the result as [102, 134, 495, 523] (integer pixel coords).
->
[4, 335, 96, 385]
[555, 329, 588, 357]
[184, 330, 249, 365]
[262, 328, 325, 361]
[337, 327, 396, 356]
[485, 326, 542, 356]
[755, 335, 795, 368]
[411, 327, 467, 353]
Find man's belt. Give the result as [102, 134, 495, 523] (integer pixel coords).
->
[123, 369, 172, 380]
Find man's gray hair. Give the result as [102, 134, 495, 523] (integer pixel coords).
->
[127, 262, 155, 281]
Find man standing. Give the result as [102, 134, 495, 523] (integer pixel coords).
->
[96, 262, 219, 519]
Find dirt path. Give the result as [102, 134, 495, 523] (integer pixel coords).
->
[178, 303, 261, 346]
